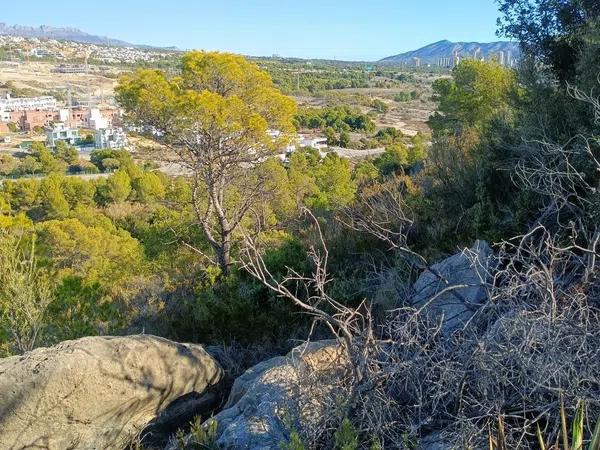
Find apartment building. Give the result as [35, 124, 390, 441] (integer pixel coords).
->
[0, 94, 58, 112]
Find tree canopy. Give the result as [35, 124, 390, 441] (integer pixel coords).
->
[116, 51, 297, 276]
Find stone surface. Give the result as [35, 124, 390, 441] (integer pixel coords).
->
[411, 240, 494, 334]
[419, 431, 451, 450]
[0, 335, 223, 450]
[171, 341, 345, 450]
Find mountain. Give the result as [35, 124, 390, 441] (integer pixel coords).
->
[0, 23, 136, 47]
[380, 40, 520, 64]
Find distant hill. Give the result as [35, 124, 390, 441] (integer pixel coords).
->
[0, 23, 136, 47]
[380, 40, 520, 65]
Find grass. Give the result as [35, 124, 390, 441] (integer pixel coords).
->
[490, 397, 600, 450]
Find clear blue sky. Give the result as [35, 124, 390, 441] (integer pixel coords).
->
[3, 0, 504, 60]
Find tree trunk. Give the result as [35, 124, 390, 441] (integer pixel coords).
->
[215, 236, 232, 277]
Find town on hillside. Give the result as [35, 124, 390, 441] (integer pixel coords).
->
[0, 92, 126, 150]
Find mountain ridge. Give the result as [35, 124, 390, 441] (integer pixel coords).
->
[0, 22, 138, 48]
[380, 40, 520, 64]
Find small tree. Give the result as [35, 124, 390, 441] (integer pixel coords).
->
[0, 232, 52, 355]
[116, 51, 296, 276]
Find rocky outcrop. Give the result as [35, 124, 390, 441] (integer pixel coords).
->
[0, 335, 223, 450]
[411, 240, 494, 334]
[170, 341, 345, 450]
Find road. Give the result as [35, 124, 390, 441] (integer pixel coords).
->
[328, 147, 386, 159]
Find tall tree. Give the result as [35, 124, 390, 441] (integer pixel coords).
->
[496, 0, 600, 80]
[116, 52, 296, 276]
[428, 60, 519, 141]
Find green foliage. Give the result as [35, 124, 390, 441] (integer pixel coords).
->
[374, 127, 403, 145]
[280, 419, 384, 450]
[0, 142, 88, 178]
[288, 150, 356, 210]
[0, 154, 19, 176]
[31, 142, 67, 174]
[295, 106, 375, 134]
[497, 0, 600, 81]
[334, 418, 359, 450]
[261, 60, 374, 94]
[174, 265, 303, 344]
[374, 144, 410, 176]
[97, 170, 132, 204]
[17, 156, 43, 175]
[1, 179, 39, 211]
[280, 431, 306, 450]
[101, 158, 121, 172]
[370, 439, 383, 450]
[53, 141, 79, 165]
[61, 177, 96, 208]
[394, 90, 420, 102]
[131, 171, 166, 203]
[38, 175, 70, 219]
[175, 416, 218, 450]
[429, 60, 519, 139]
[116, 51, 297, 276]
[36, 217, 144, 284]
[371, 98, 389, 113]
[338, 130, 351, 148]
[0, 195, 9, 215]
[90, 149, 134, 172]
[494, 400, 600, 450]
[352, 160, 380, 186]
[0, 231, 52, 356]
[371, 133, 426, 178]
[45, 276, 122, 342]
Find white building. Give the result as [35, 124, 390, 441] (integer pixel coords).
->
[58, 109, 70, 123]
[497, 51, 506, 66]
[0, 94, 57, 112]
[299, 135, 328, 150]
[95, 127, 128, 149]
[30, 48, 53, 58]
[46, 123, 80, 147]
[438, 57, 452, 68]
[452, 50, 461, 68]
[507, 51, 514, 67]
[88, 108, 109, 130]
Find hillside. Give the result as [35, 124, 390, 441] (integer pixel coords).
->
[380, 39, 520, 64]
[0, 22, 135, 47]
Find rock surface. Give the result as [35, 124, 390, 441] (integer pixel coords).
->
[411, 240, 494, 334]
[171, 341, 345, 450]
[419, 431, 451, 450]
[0, 335, 223, 450]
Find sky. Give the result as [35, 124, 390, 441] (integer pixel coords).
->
[2, 0, 504, 61]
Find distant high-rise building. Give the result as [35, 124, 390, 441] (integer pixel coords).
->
[452, 49, 460, 68]
[506, 50, 513, 67]
[438, 57, 452, 68]
[412, 57, 421, 67]
[497, 51, 505, 65]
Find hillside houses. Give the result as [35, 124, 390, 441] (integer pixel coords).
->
[0, 91, 126, 149]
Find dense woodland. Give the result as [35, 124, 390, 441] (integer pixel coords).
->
[1, 0, 600, 448]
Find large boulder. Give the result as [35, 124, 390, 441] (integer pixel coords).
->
[411, 240, 494, 335]
[0, 335, 223, 450]
[170, 341, 345, 450]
